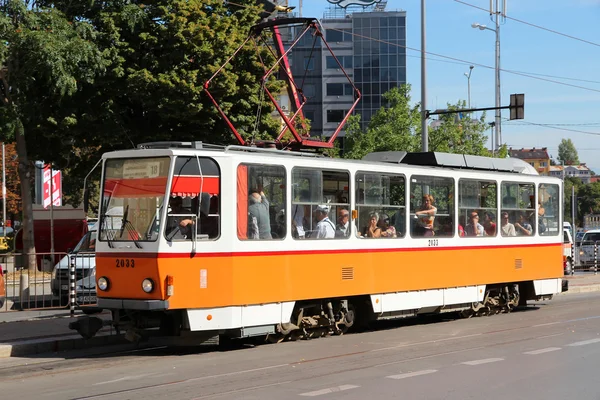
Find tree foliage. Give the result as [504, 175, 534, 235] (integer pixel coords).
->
[32, 0, 282, 177]
[344, 85, 498, 160]
[558, 138, 579, 165]
[0, 0, 107, 269]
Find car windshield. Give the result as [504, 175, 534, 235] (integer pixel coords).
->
[100, 157, 170, 242]
[72, 231, 97, 253]
[583, 233, 600, 244]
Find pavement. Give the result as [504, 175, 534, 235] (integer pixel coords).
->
[0, 272, 598, 359]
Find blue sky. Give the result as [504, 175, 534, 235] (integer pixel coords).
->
[287, 0, 600, 170]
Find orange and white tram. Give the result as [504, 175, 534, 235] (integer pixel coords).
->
[92, 142, 565, 341]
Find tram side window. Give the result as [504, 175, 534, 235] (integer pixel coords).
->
[458, 179, 497, 237]
[292, 168, 350, 239]
[165, 157, 220, 241]
[237, 164, 286, 240]
[410, 176, 454, 237]
[500, 182, 535, 237]
[538, 183, 559, 236]
[355, 172, 405, 238]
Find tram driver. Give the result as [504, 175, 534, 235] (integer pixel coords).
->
[166, 196, 193, 240]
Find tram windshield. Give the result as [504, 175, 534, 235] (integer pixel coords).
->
[100, 157, 171, 242]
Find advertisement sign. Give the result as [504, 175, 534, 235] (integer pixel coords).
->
[43, 166, 62, 208]
[327, 0, 383, 8]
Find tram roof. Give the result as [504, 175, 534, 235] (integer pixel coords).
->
[104, 141, 541, 176]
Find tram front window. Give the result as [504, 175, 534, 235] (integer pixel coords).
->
[100, 157, 171, 242]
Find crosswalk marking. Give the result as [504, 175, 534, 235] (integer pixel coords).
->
[567, 338, 600, 347]
[462, 358, 504, 366]
[524, 347, 561, 355]
[299, 385, 360, 397]
[387, 369, 438, 380]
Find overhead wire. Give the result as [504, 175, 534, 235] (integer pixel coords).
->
[454, 0, 600, 49]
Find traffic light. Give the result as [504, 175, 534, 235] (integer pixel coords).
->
[510, 93, 524, 120]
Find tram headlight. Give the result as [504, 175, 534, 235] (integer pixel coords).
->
[142, 278, 154, 293]
[97, 277, 109, 291]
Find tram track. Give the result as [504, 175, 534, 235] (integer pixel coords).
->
[1, 294, 595, 384]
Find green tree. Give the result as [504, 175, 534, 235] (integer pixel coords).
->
[558, 138, 580, 165]
[575, 181, 600, 225]
[563, 177, 584, 225]
[40, 1, 281, 189]
[0, 0, 106, 270]
[344, 85, 420, 159]
[428, 101, 490, 156]
[344, 85, 494, 160]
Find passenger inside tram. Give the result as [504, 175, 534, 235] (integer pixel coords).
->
[500, 211, 517, 237]
[378, 214, 397, 238]
[361, 212, 382, 238]
[414, 194, 437, 237]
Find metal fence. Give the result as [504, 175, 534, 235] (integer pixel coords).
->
[0, 251, 97, 313]
[571, 240, 600, 275]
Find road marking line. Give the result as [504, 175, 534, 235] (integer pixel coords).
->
[299, 385, 360, 397]
[524, 347, 561, 355]
[93, 373, 162, 385]
[387, 369, 438, 380]
[567, 338, 600, 347]
[191, 380, 293, 399]
[462, 358, 504, 366]
[371, 333, 482, 353]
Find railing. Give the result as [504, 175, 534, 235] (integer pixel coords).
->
[571, 241, 600, 275]
[0, 251, 97, 312]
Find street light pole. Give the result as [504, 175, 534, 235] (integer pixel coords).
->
[472, 0, 505, 151]
[464, 65, 474, 108]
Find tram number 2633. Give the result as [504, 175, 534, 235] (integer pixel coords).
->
[115, 258, 135, 268]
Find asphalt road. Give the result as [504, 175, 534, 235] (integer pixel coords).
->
[1, 293, 600, 400]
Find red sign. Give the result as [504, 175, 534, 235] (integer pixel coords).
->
[43, 166, 62, 208]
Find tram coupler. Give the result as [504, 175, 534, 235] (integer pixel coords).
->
[69, 316, 112, 339]
[562, 279, 569, 293]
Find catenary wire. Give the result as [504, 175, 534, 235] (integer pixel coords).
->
[454, 0, 600, 48]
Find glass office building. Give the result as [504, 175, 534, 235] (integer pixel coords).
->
[284, 6, 407, 144]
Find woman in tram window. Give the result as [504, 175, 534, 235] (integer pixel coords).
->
[415, 194, 437, 237]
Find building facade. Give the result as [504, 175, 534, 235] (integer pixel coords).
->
[549, 164, 592, 184]
[508, 147, 550, 175]
[285, 5, 407, 142]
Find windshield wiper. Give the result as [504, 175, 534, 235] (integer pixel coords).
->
[100, 213, 115, 248]
[120, 205, 143, 249]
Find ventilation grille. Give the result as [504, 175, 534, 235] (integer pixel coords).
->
[342, 267, 354, 280]
[515, 259, 523, 269]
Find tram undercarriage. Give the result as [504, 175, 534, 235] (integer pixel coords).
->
[70, 280, 557, 344]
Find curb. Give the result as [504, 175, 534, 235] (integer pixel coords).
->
[0, 331, 127, 358]
[562, 284, 600, 295]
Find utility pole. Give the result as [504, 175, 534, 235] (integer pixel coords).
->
[421, 0, 427, 152]
[492, 0, 505, 151]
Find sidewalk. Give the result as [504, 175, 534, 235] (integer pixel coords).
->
[563, 272, 600, 294]
[0, 310, 124, 358]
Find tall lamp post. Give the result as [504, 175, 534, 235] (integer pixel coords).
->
[464, 65, 474, 108]
[472, 14, 502, 152]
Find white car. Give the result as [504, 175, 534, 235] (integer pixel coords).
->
[75, 268, 102, 315]
[579, 229, 600, 269]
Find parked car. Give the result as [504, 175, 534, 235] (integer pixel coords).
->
[563, 228, 573, 275]
[578, 229, 600, 269]
[75, 268, 101, 315]
[0, 266, 6, 308]
[51, 224, 96, 298]
[575, 230, 585, 247]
